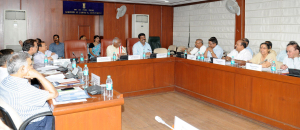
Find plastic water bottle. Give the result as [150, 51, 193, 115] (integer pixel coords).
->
[83, 64, 89, 89]
[201, 53, 204, 61]
[271, 61, 276, 73]
[184, 50, 187, 59]
[80, 53, 84, 63]
[143, 50, 146, 59]
[167, 49, 170, 57]
[72, 59, 76, 69]
[197, 52, 201, 61]
[44, 55, 48, 66]
[231, 56, 235, 65]
[106, 75, 113, 98]
[113, 52, 116, 61]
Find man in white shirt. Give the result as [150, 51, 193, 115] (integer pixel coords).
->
[281, 41, 300, 70]
[223, 40, 252, 65]
[33, 41, 58, 66]
[182, 39, 207, 55]
[106, 37, 127, 59]
[133, 33, 152, 57]
[0, 54, 10, 82]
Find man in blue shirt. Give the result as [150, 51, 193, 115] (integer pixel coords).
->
[132, 33, 152, 58]
[243, 38, 253, 56]
[204, 37, 224, 59]
[49, 34, 64, 58]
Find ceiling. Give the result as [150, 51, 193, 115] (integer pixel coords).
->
[91, 0, 209, 6]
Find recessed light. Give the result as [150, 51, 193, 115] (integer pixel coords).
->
[165, 0, 169, 2]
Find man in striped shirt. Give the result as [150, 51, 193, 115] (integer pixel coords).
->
[0, 52, 58, 130]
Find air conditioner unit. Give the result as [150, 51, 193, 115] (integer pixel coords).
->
[132, 14, 149, 42]
[3, 10, 27, 52]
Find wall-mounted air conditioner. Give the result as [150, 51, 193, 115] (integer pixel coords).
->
[4, 10, 27, 51]
[132, 14, 149, 42]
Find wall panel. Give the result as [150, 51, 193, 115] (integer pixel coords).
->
[162, 6, 174, 48]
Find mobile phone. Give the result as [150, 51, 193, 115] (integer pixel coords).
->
[61, 87, 75, 91]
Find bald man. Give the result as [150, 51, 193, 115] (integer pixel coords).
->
[223, 40, 252, 65]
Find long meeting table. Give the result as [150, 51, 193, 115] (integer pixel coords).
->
[76, 57, 300, 130]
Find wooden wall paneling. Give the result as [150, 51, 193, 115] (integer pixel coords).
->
[251, 77, 300, 128]
[0, 0, 20, 49]
[103, 3, 135, 47]
[63, 14, 99, 43]
[135, 4, 161, 38]
[234, 74, 252, 111]
[161, 6, 173, 48]
[235, 0, 245, 43]
[153, 61, 174, 88]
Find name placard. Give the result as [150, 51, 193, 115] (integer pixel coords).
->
[91, 73, 100, 85]
[53, 59, 71, 67]
[246, 63, 262, 71]
[187, 55, 196, 60]
[97, 57, 111, 62]
[128, 55, 141, 60]
[156, 53, 167, 58]
[213, 59, 225, 65]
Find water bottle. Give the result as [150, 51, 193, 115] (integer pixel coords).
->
[197, 52, 201, 61]
[80, 53, 84, 63]
[83, 64, 89, 89]
[72, 59, 76, 69]
[106, 75, 113, 98]
[231, 56, 235, 65]
[113, 52, 116, 61]
[167, 49, 170, 57]
[271, 61, 276, 73]
[143, 50, 146, 59]
[44, 55, 48, 66]
[201, 53, 205, 61]
[184, 50, 187, 59]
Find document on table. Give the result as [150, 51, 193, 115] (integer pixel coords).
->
[55, 90, 91, 102]
[36, 66, 59, 71]
[45, 74, 65, 82]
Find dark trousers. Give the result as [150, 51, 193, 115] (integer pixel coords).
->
[25, 116, 54, 130]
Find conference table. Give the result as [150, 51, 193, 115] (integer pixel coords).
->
[73, 57, 299, 130]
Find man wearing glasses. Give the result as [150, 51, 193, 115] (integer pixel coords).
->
[33, 41, 58, 66]
[22, 39, 38, 58]
[49, 34, 65, 58]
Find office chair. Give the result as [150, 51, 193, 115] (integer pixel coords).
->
[0, 98, 54, 130]
[153, 48, 168, 54]
[126, 38, 139, 55]
[100, 39, 114, 57]
[148, 36, 161, 53]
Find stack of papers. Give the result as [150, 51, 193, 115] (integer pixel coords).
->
[36, 66, 59, 72]
[52, 87, 90, 105]
[45, 74, 65, 82]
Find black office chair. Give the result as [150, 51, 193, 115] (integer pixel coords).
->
[0, 98, 55, 130]
[148, 36, 161, 53]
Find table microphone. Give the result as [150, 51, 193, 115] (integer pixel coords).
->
[155, 116, 173, 130]
[72, 52, 77, 58]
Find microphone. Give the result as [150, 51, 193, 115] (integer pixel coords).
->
[72, 52, 77, 58]
[155, 116, 173, 130]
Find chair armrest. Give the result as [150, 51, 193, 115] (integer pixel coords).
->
[19, 111, 53, 130]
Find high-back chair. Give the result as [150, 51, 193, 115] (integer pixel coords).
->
[64, 40, 88, 60]
[0, 98, 54, 130]
[148, 36, 161, 53]
[126, 38, 139, 55]
[100, 39, 113, 57]
[153, 48, 168, 54]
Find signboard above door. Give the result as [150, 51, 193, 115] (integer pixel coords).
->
[63, 1, 104, 15]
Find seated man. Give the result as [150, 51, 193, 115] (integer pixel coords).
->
[242, 38, 253, 56]
[22, 39, 38, 57]
[181, 39, 206, 55]
[133, 33, 152, 57]
[106, 37, 127, 59]
[34, 41, 58, 65]
[204, 37, 223, 59]
[280, 41, 300, 70]
[265, 41, 277, 56]
[0, 52, 58, 130]
[0, 53, 10, 82]
[49, 34, 64, 58]
[0, 49, 14, 55]
[223, 40, 252, 65]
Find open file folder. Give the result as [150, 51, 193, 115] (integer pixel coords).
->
[55, 88, 91, 102]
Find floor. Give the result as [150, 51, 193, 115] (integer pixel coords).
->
[121, 92, 278, 130]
